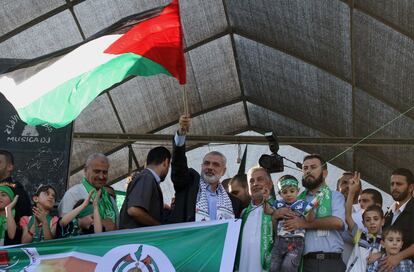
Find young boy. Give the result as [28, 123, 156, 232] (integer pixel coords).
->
[265, 175, 315, 272]
[345, 173, 384, 271]
[56, 189, 102, 238]
[0, 185, 19, 245]
[20, 185, 59, 243]
[367, 226, 413, 272]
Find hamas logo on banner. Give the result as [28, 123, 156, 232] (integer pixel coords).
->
[99, 244, 175, 272]
[0, 248, 35, 271]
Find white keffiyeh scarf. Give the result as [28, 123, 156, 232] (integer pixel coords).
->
[195, 177, 234, 221]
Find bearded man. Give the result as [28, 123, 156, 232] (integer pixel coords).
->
[283, 154, 346, 272]
[378, 168, 414, 270]
[168, 115, 241, 223]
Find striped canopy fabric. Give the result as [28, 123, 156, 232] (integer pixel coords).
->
[0, 0, 413, 194]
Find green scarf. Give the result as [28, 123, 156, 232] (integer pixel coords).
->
[236, 198, 274, 271]
[0, 215, 6, 242]
[28, 214, 53, 242]
[0, 208, 16, 243]
[298, 184, 332, 218]
[82, 178, 116, 223]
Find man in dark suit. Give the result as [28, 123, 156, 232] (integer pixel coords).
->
[119, 146, 171, 229]
[381, 168, 414, 270]
[169, 115, 242, 223]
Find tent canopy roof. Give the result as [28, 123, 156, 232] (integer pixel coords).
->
[1, 0, 414, 193]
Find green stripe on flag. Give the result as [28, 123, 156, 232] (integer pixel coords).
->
[17, 52, 172, 128]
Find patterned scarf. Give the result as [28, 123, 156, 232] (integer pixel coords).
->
[236, 198, 275, 271]
[195, 177, 234, 221]
[58, 218, 81, 238]
[82, 178, 116, 223]
[357, 231, 382, 251]
[298, 184, 332, 218]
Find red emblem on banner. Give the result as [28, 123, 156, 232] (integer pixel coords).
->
[0, 251, 9, 266]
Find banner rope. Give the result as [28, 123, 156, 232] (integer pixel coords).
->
[326, 104, 414, 166]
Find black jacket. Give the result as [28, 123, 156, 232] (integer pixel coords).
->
[384, 197, 414, 259]
[168, 140, 242, 223]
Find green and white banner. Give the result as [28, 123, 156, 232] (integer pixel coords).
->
[0, 220, 241, 272]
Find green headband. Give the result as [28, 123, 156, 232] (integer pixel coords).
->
[78, 204, 94, 218]
[0, 186, 15, 201]
[278, 178, 299, 191]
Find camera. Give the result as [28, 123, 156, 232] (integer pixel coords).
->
[259, 131, 284, 173]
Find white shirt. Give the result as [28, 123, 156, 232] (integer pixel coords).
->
[174, 132, 186, 147]
[390, 200, 410, 225]
[58, 183, 119, 225]
[352, 204, 365, 231]
[58, 183, 89, 216]
[239, 205, 264, 272]
[147, 168, 161, 184]
[342, 204, 365, 264]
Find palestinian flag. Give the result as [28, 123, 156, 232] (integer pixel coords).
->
[0, 0, 185, 128]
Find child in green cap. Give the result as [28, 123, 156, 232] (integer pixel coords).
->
[264, 175, 317, 272]
[0, 185, 19, 245]
[56, 189, 102, 238]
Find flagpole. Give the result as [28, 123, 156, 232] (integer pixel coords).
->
[182, 84, 189, 116]
[181, 84, 190, 134]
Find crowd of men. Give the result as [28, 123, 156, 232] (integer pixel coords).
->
[1, 114, 414, 271]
